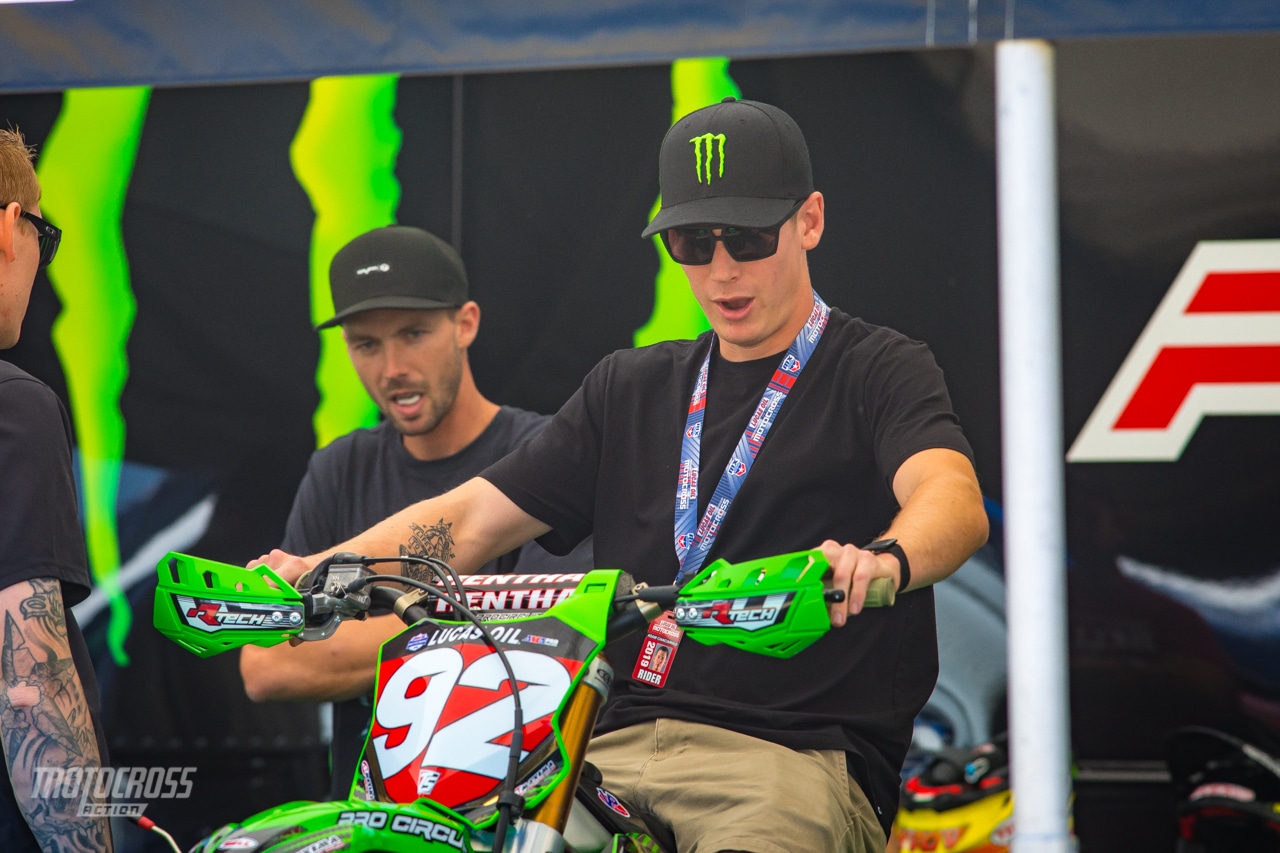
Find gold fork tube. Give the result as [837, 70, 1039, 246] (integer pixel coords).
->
[523, 661, 609, 832]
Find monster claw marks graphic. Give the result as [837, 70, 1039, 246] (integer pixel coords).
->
[690, 132, 726, 183]
[39, 86, 152, 667]
[1069, 240, 1280, 462]
[291, 74, 402, 448]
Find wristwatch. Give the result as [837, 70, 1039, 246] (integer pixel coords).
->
[864, 538, 910, 592]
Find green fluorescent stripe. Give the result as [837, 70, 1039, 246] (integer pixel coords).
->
[634, 58, 741, 348]
[291, 75, 403, 448]
[38, 87, 151, 667]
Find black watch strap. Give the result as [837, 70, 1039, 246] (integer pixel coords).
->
[864, 538, 910, 592]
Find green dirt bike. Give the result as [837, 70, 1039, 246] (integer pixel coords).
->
[150, 549, 894, 853]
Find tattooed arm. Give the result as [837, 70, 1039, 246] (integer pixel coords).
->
[260, 477, 550, 586]
[244, 479, 549, 700]
[0, 578, 112, 853]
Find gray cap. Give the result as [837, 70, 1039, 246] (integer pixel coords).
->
[318, 226, 468, 330]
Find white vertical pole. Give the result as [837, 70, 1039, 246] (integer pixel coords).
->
[995, 39, 1074, 853]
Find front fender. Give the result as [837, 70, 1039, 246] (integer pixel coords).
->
[194, 799, 472, 853]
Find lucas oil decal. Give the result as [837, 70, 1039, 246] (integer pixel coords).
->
[413, 623, 529, 648]
[673, 593, 793, 632]
[174, 595, 303, 632]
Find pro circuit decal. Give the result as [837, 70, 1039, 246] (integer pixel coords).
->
[673, 593, 793, 631]
[388, 815, 465, 848]
[173, 595, 303, 632]
[216, 839, 258, 851]
[368, 615, 593, 809]
[336, 812, 464, 850]
[1069, 239, 1280, 462]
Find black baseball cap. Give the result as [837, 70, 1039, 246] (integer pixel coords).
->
[318, 226, 468, 330]
[641, 98, 814, 238]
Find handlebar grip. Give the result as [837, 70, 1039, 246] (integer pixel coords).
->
[607, 597, 666, 643]
[822, 577, 896, 609]
[401, 602, 432, 624]
[864, 577, 896, 608]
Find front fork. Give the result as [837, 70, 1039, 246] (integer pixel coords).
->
[500, 656, 614, 853]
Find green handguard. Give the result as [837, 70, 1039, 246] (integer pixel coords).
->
[674, 548, 895, 658]
[153, 552, 305, 658]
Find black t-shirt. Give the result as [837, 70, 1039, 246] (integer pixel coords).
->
[0, 362, 108, 852]
[482, 309, 974, 832]
[280, 406, 594, 799]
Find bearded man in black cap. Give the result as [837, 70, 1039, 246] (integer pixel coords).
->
[240, 225, 591, 802]
[257, 102, 988, 852]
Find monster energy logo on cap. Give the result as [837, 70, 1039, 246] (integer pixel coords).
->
[690, 133, 727, 184]
[642, 98, 814, 238]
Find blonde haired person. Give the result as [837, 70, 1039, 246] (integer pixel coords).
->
[1, 127, 113, 853]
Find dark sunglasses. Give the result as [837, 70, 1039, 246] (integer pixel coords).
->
[660, 200, 805, 266]
[19, 209, 61, 268]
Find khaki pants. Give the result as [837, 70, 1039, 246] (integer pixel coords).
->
[587, 719, 887, 853]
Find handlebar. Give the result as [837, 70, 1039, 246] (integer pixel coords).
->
[154, 549, 895, 660]
[300, 558, 893, 641]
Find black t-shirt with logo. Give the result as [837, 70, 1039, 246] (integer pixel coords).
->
[0, 361, 109, 852]
[481, 308, 975, 833]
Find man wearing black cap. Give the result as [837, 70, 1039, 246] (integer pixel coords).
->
[240, 225, 591, 801]
[258, 101, 987, 852]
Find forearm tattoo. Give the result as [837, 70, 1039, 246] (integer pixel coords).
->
[400, 519, 457, 583]
[1, 581, 112, 853]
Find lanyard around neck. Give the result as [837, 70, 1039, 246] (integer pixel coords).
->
[673, 292, 830, 584]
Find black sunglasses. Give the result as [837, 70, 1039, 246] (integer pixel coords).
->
[19, 209, 61, 268]
[660, 200, 805, 266]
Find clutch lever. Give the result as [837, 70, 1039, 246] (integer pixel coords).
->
[298, 555, 378, 641]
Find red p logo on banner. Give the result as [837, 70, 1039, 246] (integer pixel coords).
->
[1068, 240, 1280, 462]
